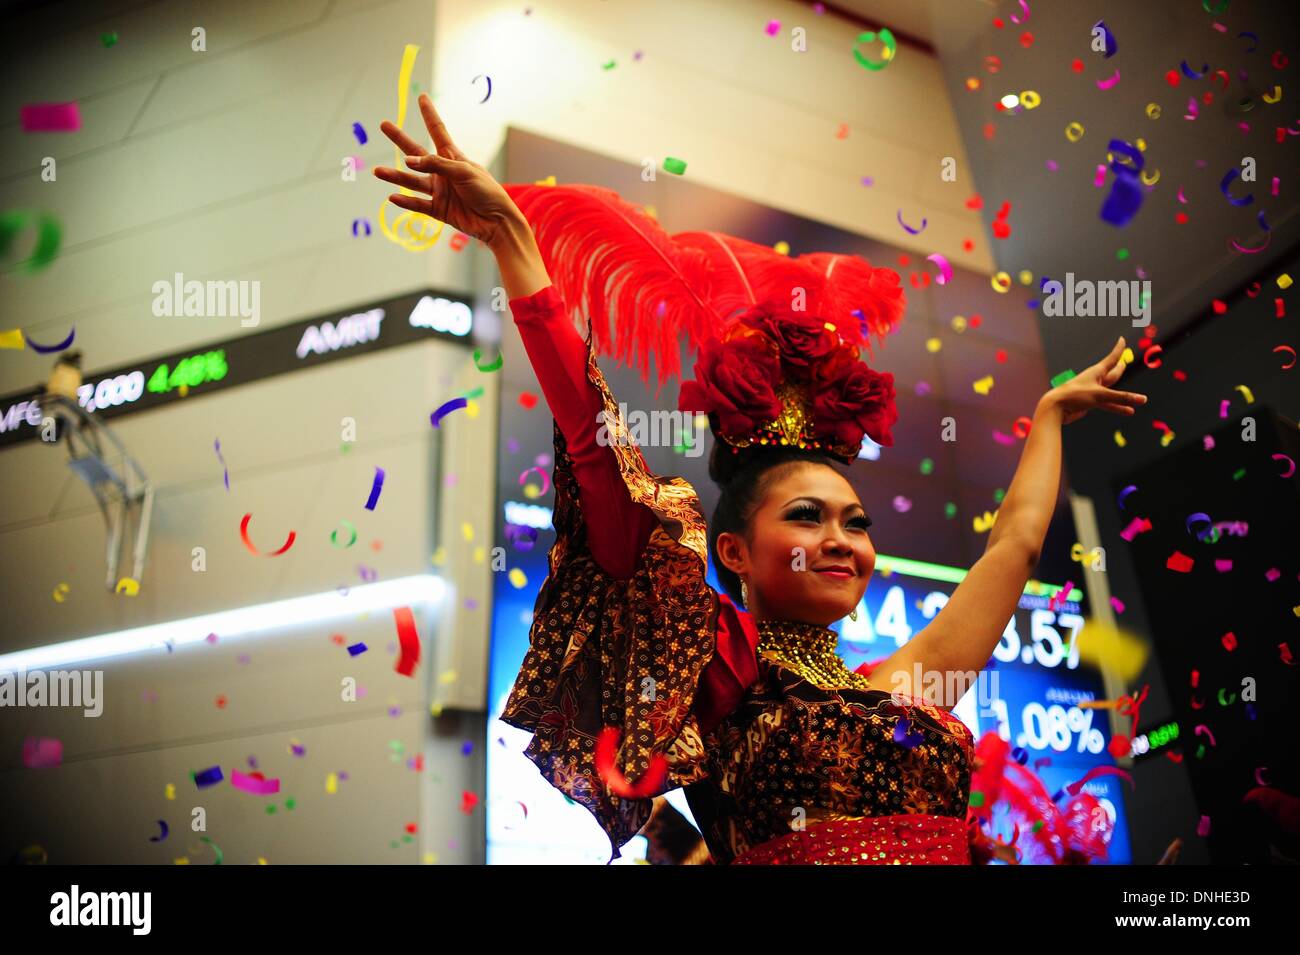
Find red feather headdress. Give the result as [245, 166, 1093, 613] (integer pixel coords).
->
[502, 183, 906, 463]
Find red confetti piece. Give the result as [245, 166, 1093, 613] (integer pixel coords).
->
[393, 606, 421, 677]
[1166, 551, 1194, 573]
[518, 391, 538, 409]
[1222, 631, 1238, 651]
[239, 513, 296, 557]
[594, 726, 668, 799]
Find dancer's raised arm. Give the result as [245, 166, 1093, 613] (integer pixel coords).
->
[373, 97, 655, 578]
[870, 337, 1148, 704]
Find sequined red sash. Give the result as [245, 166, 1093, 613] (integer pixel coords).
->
[730, 814, 971, 865]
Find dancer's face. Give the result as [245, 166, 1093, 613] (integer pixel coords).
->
[716, 462, 874, 626]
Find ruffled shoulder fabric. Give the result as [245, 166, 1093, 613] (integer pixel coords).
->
[499, 318, 732, 862]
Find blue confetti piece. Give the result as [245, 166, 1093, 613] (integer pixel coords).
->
[193, 766, 224, 788]
[352, 121, 367, 145]
[346, 642, 368, 657]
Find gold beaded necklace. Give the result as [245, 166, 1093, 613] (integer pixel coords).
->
[755, 618, 875, 692]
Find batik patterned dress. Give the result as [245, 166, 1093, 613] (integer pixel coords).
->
[499, 285, 974, 864]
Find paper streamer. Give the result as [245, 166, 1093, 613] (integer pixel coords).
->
[518, 466, 551, 496]
[231, 769, 281, 795]
[377, 45, 445, 252]
[394, 605, 421, 677]
[364, 466, 386, 511]
[239, 513, 296, 557]
[473, 347, 503, 372]
[149, 820, 169, 843]
[330, 519, 357, 548]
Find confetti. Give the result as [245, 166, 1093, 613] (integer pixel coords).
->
[473, 347, 503, 372]
[19, 102, 81, 132]
[394, 606, 421, 677]
[472, 74, 492, 103]
[1096, 69, 1121, 90]
[352, 122, 367, 145]
[1092, 20, 1116, 57]
[594, 727, 668, 797]
[192, 766, 224, 788]
[1119, 517, 1151, 541]
[149, 820, 169, 843]
[1220, 167, 1255, 206]
[924, 253, 953, 285]
[231, 770, 281, 795]
[430, 397, 468, 426]
[330, 519, 357, 548]
[662, 157, 687, 176]
[853, 28, 896, 71]
[239, 513, 296, 557]
[22, 737, 62, 768]
[364, 466, 386, 511]
[21, 324, 74, 353]
[214, 438, 230, 491]
[896, 209, 927, 234]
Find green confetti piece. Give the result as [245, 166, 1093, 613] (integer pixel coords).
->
[266, 804, 277, 815]
[462, 385, 485, 400]
[944, 502, 957, 519]
[993, 488, 1005, 504]
[601, 59, 616, 70]
[390, 840, 399, 849]
[1050, 369, 1077, 388]
[101, 31, 118, 47]
[285, 798, 295, 810]
[969, 791, 985, 808]
[1116, 248, 1129, 260]
[920, 457, 934, 475]
[1232, 468, 1246, 480]
[662, 157, 687, 176]
[200, 836, 223, 865]
[1032, 820, 1045, 833]
[0, 211, 62, 274]
[401, 834, 414, 843]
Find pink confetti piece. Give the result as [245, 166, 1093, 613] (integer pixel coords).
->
[1214, 559, 1233, 572]
[925, 252, 953, 284]
[914, 380, 931, 396]
[1110, 596, 1126, 614]
[1093, 164, 1107, 188]
[1119, 516, 1152, 541]
[1197, 814, 1212, 837]
[230, 769, 281, 795]
[1271, 176, 1280, 196]
[19, 102, 81, 132]
[1096, 68, 1121, 90]
[1265, 568, 1281, 582]
[1219, 399, 1230, 418]
[22, 737, 63, 768]
[992, 430, 1016, 445]
[765, 19, 780, 36]
[1185, 97, 1199, 120]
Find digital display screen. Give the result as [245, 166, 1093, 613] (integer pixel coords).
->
[0, 290, 474, 449]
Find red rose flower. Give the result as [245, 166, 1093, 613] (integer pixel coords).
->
[678, 327, 783, 438]
[812, 358, 898, 448]
[739, 305, 838, 378]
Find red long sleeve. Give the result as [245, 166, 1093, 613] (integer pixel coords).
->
[509, 285, 656, 579]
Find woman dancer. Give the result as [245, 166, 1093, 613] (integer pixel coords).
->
[375, 96, 1148, 865]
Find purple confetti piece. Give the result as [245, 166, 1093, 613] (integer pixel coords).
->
[364, 466, 386, 511]
[352, 121, 367, 145]
[248, 756, 259, 768]
[389, 706, 402, 718]
[346, 642, 368, 657]
[464, 597, 478, 610]
[506, 436, 520, 454]
[461, 741, 474, 756]
[860, 176, 875, 187]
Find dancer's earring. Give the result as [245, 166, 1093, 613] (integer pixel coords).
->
[740, 578, 749, 608]
[849, 606, 859, 622]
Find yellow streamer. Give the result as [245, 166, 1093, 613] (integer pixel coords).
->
[1235, 384, 1255, 404]
[378, 44, 445, 252]
[1262, 85, 1282, 104]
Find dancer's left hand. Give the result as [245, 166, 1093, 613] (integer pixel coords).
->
[1039, 336, 1148, 425]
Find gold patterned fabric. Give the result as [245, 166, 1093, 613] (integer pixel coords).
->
[501, 322, 972, 864]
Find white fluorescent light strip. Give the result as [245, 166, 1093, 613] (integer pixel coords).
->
[0, 574, 446, 672]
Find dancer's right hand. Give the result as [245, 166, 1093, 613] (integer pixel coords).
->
[373, 94, 524, 248]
